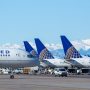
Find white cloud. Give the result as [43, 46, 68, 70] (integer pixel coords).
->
[81, 39, 90, 50]
[72, 40, 85, 50]
[66, 39, 90, 51]
[82, 39, 90, 45]
[0, 39, 90, 51]
[28, 42, 37, 50]
[45, 39, 90, 51]
[0, 43, 22, 49]
[45, 43, 62, 50]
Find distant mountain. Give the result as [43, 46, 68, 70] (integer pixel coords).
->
[48, 39, 90, 58]
[0, 39, 90, 58]
[79, 49, 90, 56]
[51, 48, 90, 58]
[51, 49, 64, 59]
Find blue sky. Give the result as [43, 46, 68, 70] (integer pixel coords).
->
[0, 0, 90, 45]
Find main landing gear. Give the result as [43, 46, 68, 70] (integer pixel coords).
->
[10, 73, 14, 79]
[9, 69, 14, 79]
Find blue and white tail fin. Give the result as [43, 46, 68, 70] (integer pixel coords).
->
[60, 36, 82, 59]
[23, 41, 37, 57]
[35, 38, 54, 60]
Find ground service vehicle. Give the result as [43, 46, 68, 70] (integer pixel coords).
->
[53, 68, 67, 77]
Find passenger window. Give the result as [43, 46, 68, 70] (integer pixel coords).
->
[8, 55, 10, 56]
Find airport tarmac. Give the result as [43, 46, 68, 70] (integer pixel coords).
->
[0, 74, 90, 90]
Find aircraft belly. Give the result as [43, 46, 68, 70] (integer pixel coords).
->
[0, 59, 39, 68]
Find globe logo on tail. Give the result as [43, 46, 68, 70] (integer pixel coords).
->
[39, 48, 54, 60]
[30, 50, 37, 57]
[65, 46, 82, 59]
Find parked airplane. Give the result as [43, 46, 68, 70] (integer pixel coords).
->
[24, 41, 48, 67]
[34, 38, 71, 68]
[61, 35, 90, 68]
[0, 48, 39, 78]
[24, 41, 38, 57]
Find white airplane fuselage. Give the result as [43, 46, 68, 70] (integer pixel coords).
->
[68, 56, 90, 68]
[0, 48, 39, 69]
[40, 59, 71, 68]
